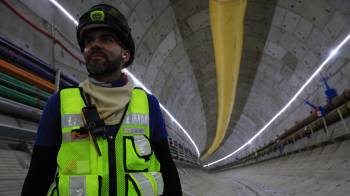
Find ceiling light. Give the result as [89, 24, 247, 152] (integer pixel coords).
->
[49, 0, 78, 26]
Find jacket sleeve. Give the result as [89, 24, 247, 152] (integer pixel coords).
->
[153, 138, 183, 196]
[21, 94, 61, 196]
[21, 145, 58, 196]
[147, 94, 182, 195]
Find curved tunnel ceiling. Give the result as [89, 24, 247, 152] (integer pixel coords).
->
[206, 0, 350, 166]
[2, 0, 350, 168]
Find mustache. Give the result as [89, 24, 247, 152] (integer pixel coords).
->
[87, 50, 108, 61]
[87, 47, 107, 60]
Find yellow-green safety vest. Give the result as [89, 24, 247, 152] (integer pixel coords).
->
[48, 87, 164, 196]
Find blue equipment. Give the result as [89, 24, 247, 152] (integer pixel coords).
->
[304, 100, 326, 117]
[320, 77, 338, 103]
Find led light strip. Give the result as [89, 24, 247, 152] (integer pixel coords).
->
[48, 0, 78, 26]
[204, 33, 350, 167]
[48, 0, 200, 157]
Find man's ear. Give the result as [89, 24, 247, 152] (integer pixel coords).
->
[121, 50, 130, 63]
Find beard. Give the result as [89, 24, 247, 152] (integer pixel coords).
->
[85, 52, 123, 77]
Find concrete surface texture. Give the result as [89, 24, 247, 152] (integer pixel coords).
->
[206, 0, 350, 163]
[0, 0, 350, 195]
[180, 140, 350, 196]
[0, 148, 30, 196]
[1, 0, 350, 160]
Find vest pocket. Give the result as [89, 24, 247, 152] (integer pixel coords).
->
[124, 135, 152, 171]
[54, 174, 102, 196]
[126, 172, 164, 196]
[58, 138, 94, 174]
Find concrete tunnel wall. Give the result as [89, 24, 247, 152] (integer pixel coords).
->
[179, 140, 350, 196]
[1, 0, 350, 195]
[175, 112, 350, 195]
[1, 117, 350, 195]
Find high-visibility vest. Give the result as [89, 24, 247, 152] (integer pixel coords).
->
[48, 87, 164, 196]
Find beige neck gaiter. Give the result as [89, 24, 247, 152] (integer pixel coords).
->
[79, 78, 133, 125]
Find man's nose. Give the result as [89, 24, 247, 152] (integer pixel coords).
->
[90, 39, 103, 49]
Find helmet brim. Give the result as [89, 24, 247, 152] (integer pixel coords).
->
[76, 4, 135, 67]
[78, 23, 111, 41]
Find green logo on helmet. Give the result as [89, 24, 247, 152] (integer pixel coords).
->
[90, 10, 105, 22]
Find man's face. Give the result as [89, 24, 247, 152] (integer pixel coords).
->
[83, 28, 127, 76]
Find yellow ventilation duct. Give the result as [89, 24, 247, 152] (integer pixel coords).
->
[202, 0, 247, 159]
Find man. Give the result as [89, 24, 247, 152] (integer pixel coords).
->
[21, 4, 182, 196]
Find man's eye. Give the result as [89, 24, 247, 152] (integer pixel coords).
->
[84, 38, 93, 45]
[103, 36, 115, 43]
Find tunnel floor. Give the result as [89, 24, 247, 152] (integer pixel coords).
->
[179, 140, 350, 196]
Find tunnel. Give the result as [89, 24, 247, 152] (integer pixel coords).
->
[0, 0, 350, 195]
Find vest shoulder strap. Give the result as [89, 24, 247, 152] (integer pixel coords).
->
[128, 88, 149, 115]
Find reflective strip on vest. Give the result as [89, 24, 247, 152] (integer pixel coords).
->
[124, 128, 145, 134]
[62, 114, 84, 128]
[133, 135, 151, 156]
[151, 172, 164, 195]
[70, 176, 86, 196]
[132, 173, 154, 196]
[124, 114, 149, 125]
